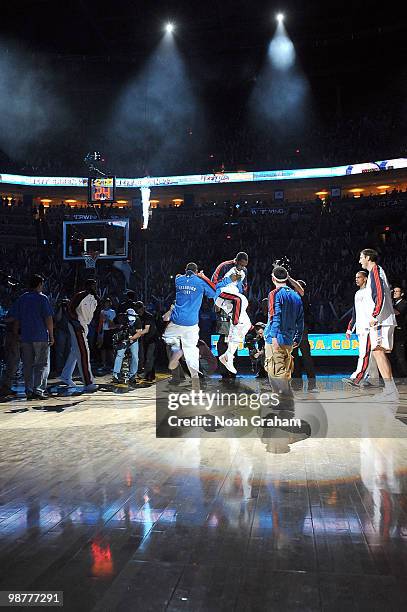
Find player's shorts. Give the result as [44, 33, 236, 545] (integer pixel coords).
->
[265, 343, 294, 379]
[162, 322, 200, 372]
[369, 325, 394, 352]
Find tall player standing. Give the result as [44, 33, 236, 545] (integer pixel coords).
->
[359, 249, 398, 402]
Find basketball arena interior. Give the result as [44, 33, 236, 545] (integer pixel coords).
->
[0, 2, 407, 611]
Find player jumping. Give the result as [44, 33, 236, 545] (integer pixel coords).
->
[211, 251, 252, 374]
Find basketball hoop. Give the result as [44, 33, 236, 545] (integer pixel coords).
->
[82, 251, 100, 269]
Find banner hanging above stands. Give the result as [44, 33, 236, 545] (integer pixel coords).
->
[0, 158, 406, 189]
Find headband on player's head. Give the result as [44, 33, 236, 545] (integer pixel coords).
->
[357, 270, 368, 278]
[272, 266, 289, 282]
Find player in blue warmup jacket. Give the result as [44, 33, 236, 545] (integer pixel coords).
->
[163, 262, 216, 379]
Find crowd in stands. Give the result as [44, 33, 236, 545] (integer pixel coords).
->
[209, 108, 404, 173]
[0, 189, 406, 342]
[0, 107, 405, 177]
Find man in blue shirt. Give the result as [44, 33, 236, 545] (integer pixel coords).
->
[12, 274, 54, 400]
[265, 266, 304, 397]
[163, 262, 216, 379]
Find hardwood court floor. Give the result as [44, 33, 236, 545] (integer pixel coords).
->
[0, 376, 406, 611]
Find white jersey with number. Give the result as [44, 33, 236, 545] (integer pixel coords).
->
[354, 285, 372, 334]
[365, 265, 396, 327]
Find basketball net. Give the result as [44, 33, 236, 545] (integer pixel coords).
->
[82, 251, 100, 269]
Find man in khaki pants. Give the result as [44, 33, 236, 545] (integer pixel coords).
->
[264, 266, 304, 398]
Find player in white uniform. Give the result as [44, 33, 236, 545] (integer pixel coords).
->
[211, 253, 252, 374]
[60, 279, 99, 392]
[342, 270, 379, 387]
[359, 249, 398, 402]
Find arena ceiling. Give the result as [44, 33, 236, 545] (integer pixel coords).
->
[2, 1, 406, 76]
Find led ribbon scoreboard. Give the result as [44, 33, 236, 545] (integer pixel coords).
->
[1, 157, 406, 188]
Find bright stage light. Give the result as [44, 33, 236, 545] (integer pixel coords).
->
[165, 23, 175, 33]
[269, 33, 295, 69]
[276, 13, 284, 23]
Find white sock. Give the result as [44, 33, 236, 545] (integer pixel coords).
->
[226, 344, 239, 360]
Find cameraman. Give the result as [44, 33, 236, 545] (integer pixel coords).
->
[246, 322, 267, 378]
[134, 301, 158, 383]
[112, 309, 145, 383]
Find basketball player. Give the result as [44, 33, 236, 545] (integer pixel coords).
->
[359, 249, 398, 401]
[60, 278, 99, 392]
[163, 263, 215, 383]
[342, 270, 379, 388]
[211, 252, 251, 374]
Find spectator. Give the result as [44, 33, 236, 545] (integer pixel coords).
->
[54, 298, 71, 375]
[118, 290, 138, 314]
[391, 286, 407, 378]
[97, 297, 116, 373]
[11, 274, 54, 400]
[0, 305, 21, 397]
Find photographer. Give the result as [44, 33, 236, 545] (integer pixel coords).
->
[112, 309, 145, 384]
[134, 301, 158, 383]
[246, 322, 267, 378]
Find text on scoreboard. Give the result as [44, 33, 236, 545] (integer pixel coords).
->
[210, 333, 359, 357]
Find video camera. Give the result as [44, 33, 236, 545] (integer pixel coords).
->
[272, 256, 291, 273]
[245, 330, 258, 358]
[112, 323, 132, 351]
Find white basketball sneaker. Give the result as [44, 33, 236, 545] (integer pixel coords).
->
[219, 352, 237, 375]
